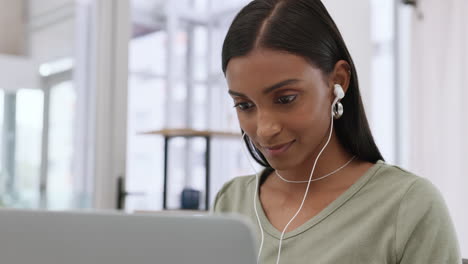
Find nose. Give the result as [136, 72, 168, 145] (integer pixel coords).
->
[256, 110, 281, 139]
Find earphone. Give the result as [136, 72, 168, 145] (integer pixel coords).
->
[334, 83, 345, 99]
[240, 84, 345, 264]
[241, 132, 265, 264]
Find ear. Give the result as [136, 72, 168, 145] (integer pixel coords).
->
[328, 60, 352, 94]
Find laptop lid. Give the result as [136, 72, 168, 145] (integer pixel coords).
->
[0, 209, 257, 264]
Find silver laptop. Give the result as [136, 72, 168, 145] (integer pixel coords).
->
[0, 209, 257, 264]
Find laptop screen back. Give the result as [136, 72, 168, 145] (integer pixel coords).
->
[0, 209, 257, 264]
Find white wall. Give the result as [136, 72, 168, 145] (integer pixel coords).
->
[29, 0, 75, 17]
[322, 0, 372, 114]
[0, 55, 39, 91]
[28, 0, 75, 63]
[408, 0, 468, 257]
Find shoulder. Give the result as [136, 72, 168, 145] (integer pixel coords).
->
[361, 161, 445, 218]
[361, 160, 450, 222]
[366, 160, 431, 196]
[395, 169, 450, 224]
[212, 174, 257, 213]
[373, 160, 421, 183]
[368, 162, 460, 261]
[387, 167, 461, 262]
[214, 174, 256, 201]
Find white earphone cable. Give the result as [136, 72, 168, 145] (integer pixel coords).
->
[241, 133, 265, 264]
[275, 155, 355, 183]
[274, 97, 339, 264]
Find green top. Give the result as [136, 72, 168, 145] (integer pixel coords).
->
[213, 161, 461, 264]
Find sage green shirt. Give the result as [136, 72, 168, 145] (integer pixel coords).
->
[213, 161, 461, 264]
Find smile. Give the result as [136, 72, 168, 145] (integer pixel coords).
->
[262, 140, 295, 156]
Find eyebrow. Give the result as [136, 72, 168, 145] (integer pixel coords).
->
[228, 78, 301, 97]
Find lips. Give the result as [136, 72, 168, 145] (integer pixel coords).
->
[262, 140, 295, 156]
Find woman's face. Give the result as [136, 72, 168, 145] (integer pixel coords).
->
[226, 49, 334, 170]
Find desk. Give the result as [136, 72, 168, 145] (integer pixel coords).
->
[143, 129, 240, 210]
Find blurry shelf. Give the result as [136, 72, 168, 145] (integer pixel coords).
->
[140, 128, 240, 138]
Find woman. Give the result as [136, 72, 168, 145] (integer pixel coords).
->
[212, 0, 461, 263]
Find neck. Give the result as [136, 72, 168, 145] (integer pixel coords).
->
[267, 131, 356, 193]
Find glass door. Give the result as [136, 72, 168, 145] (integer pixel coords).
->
[0, 88, 44, 208]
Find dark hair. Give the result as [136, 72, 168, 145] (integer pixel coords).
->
[222, 0, 384, 168]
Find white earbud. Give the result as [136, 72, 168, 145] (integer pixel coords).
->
[334, 84, 345, 100]
[332, 84, 345, 119]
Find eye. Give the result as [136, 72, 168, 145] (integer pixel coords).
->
[233, 101, 255, 111]
[276, 95, 297, 104]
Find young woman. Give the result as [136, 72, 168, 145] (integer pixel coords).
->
[212, 0, 461, 264]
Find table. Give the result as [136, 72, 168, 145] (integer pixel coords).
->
[143, 128, 240, 210]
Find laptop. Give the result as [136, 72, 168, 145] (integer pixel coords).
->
[0, 209, 257, 264]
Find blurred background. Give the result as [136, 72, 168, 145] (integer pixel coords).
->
[0, 0, 466, 257]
